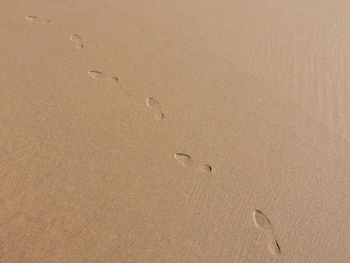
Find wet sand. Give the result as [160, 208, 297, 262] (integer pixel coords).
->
[1, 0, 349, 262]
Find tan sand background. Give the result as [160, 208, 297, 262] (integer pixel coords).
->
[1, 0, 349, 262]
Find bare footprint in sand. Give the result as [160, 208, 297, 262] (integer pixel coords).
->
[88, 71, 119, 82]
[253, 210, 281, 256]
[173, 153, 213, 173]
[88, 70, 104, 79]
[253, 210, 272, 231]
[154, 111, 165, 120]
[268, 240, 281, 255]
[146, 97, 165, 120]
[25, 16, 38, 22]
[25, 16, 51, 23]
[106, 76, 119, 84]
[146, 97, 161, 109]
[70, 34, 83, 49]
[197, 164, 213, 173]
[88, 71, 131, 96]
[174, 153, 193, 167]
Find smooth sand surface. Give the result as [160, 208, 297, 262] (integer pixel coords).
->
[1, 0, 350, 262]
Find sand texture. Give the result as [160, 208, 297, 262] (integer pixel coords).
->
[1, 0, 350, 262]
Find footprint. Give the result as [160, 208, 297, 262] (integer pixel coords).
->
[174, 153, 193, 167]
[146, 97, 165, 120]
[106, 76, 119, 84]
[173, 153, 213, 173]
[253, 210, 272, 231]
[146, 97, 161, 109]
[88, 70, 103, 79]
[70, 34, 83, 49]
[25, 16, 38, 22]
[268, 240, 281, 255]
[109, 77, 133, 97]
[88, 71, 131, 96]
[25, 16, 51, 23]
[154, 111, 165, 120]
[253, 210, 281, 256]
[197, 164, 213, 173]
[88, 71, 119, 82]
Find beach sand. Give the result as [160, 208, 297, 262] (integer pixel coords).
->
[1, 0, 349, 262]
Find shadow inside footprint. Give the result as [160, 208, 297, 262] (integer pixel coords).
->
[253, 210, 272, 231]
[174, 153, 193, 167]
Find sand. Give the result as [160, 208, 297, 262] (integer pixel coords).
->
[1, 0, 349, 262]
